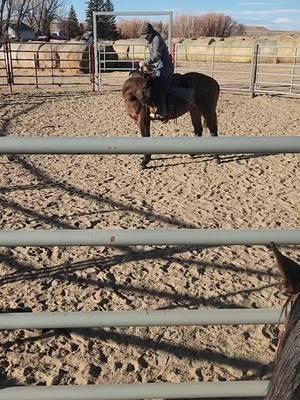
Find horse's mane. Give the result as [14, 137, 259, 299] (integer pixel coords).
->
[270, 242, 300, 365]
[127, 69, 155, 106]
[275, 292, 300, 364]
[129, 70, 143, 78]
[129, 64, 157, 78]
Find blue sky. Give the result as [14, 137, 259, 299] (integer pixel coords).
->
[69, 0, 300, 31]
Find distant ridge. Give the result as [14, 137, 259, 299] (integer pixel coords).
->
[244, 25, 300, 37]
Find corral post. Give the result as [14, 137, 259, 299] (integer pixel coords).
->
[172, 43, 176, 65]
[168, 11, 173, 54]
[34, 54, 39, 89]
[92, 11, 100, 91]
[289, 47, 297, 94]
[132, 45, 135, 71]
[250, 44, 259, 98]
[98, 42, 102, 87]
[211, 45, 215, 78]
[50, 43, 54, 85]
[4, 41, 13, 93]
[174, 43, 178, 72]
[90, 44, 96, 91]
[103, 44, 106, 72]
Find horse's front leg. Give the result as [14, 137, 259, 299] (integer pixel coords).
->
[138, 105, 151, 169]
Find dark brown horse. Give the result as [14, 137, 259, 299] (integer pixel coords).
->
[266, 242, 300, 399]
[122, 68, 220, 168]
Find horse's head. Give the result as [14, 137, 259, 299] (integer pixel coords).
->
[127, 66, 155, 107]
[271, 242, 300, 296]
[129, 64, 155, 79]
[265, 243, 300, 400]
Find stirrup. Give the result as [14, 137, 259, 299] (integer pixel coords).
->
[150, 112, 168, 122]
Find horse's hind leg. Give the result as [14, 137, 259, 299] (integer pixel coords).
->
[204, 110, 220, 163]
[138, 107, 151, 168]
[204, 110, 218, 137]
[190, 108, 203, 137]
[189, 109, 203, 158]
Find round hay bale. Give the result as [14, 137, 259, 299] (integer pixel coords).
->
[176, 37, 255, 63]
[12, 42, 60, 72]
[255, 37, 278, 63]
[0, 43, 20, 69]
[113, 38, 149, 61]
[113, 39, 130, 60]
[37, 43, 60, 70]
[177, 38, 219, 62]
[13, 42, 39, 69]
[127, 38, 149, 61]
[276, 37, 300, 63]
[212, 37, 255, 63]
[98, 42, 119, 72]
[0, 43, 6, 70]
[57, 42, 90, 74]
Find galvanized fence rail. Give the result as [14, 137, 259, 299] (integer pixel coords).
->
[0, 228, 299, 246]
[94, 42, 300, 97]
[0, 136, 299, 154]
[174, 44, 255, 94]
[1, 41, 300, 97]
[0, 309, 284, 330]
[0, 381, 270, 400]
[254, 45, 300, 97]
[0, 41, 95, 90]
[0, 135, 299, 398]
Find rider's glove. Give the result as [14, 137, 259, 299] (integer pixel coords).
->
[139, 61, 145, 68]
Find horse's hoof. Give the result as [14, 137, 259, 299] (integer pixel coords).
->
[141, 159, 149, 169]
[214, 156, 221, 164]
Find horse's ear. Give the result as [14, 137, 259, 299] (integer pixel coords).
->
[270, 242, 300, 295]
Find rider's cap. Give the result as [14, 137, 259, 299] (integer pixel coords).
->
[141, 23, 155, 35]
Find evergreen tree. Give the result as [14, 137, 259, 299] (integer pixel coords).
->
[66, 5, 80, 39]
[85, 0, 117, 40]
[102, 0, 117, 40]
[85, 0, 104, 32]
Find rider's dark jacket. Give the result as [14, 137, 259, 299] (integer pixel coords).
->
[145, 31, 174, 89]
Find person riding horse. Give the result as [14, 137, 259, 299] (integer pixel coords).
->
[140, 23, 174, 119]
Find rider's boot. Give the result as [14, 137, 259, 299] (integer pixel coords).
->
[157, 92, 168, 120]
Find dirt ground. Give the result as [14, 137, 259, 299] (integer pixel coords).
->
[0, 86, 299, 399]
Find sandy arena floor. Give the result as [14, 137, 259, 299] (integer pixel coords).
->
[0, 86, 299, 399]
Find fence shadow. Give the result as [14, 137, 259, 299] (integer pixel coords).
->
[146, 153, 279, 169]
[0, 324, 271, 378]
[0, 245, 278, 311]
[6, 155, 198, 229]
[0, 373, 21, 389]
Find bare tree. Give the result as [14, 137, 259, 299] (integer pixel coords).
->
[11, 0, 32, 39]
[173, 13, 244, 39]
[0, 0, 14, 39]
[4, 0, 14, 37]
[117, 18, 144, 39]
[25, 0, 65, 36]
[196, 13, 244, 38]
[174, 15, 194, 38]
[0, 0, 8, 38]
